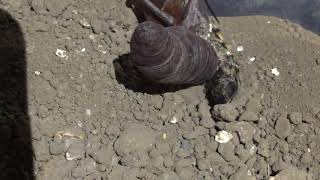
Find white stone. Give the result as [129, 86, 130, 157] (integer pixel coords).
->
[169, 116, 178, 124]
[55, 49, 67, 58]
[34, 71, 41, 75]
[215, 130, 233, 143]
[66, 152, 77, 161]
[80, 18, 91, 27]
[271, 68, 280, 76]
[209, 23, 213, 33]
[85, 109, 91, 116]
[249, 57, 256, 62]
[236, 46, 244, 52]
[77, 121, 83, 128]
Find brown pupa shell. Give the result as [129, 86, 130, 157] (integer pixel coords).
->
[130, 21, 220, 85]
[129, 0, 218, 28]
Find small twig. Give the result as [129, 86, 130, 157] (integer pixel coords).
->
[143, 0, 176, 26]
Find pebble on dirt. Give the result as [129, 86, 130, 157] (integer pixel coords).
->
[288, 112, 303, 125]
[49, 139, 66, 155]
[271, 68, 280, 76]
[237, 46, 244, 52]
[227, 121, 256, 144]
[114, 123, 156, 156]
[229, 166, 256, 180]
[275, 115, 292, 139]
[169, 116, 179, 124]
[89, 146, 116, 167]
[212, 104, 239, 122]
[198, 100, 212, 118]
[239, 111, 259, 122]
[200, 117, 215, 128]
[217, 141, 238, 162]
[34, 70, 41, 75]
[55, 49, 68, 58]
[249, 57, 256, 62]
[215, 130, 233, 143]
[65, 139, 85, 161]
[269, 167, 314, 180]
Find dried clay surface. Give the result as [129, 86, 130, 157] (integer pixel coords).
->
[0, 0, 320, 179]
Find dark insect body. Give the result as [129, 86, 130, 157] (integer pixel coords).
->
[130, 21, 220, 84]
[127, 0, 239, 104]
[129, 0, 223, 85]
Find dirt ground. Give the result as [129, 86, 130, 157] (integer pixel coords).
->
[0, 0, 320, 180]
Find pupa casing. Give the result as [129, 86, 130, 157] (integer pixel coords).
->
[130, 21, 221, 85]
[129, 0, 218, 29]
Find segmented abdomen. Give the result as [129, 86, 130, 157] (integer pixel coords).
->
[130, 21, 220, 85]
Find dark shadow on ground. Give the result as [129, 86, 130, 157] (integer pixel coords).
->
[113, 54, 192, 95]
[0, 9, 34, 179]
[207, 0, 320, 35]
[113, 54, 239, 107]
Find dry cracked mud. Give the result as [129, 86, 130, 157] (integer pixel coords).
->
[0, 0, 319, 180]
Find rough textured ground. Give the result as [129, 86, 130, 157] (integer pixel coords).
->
[0, 0, 320, 180]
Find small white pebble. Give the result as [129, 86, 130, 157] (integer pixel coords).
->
[97, 45, 107, 54]
[271, 68, 280, 76]
[169, 116, 178, 124]
[249, 57, 256, 62]
[85, 109, 91, 116]
[100, 50, 107, 54]
[201, 35, 208, 40]
[77, 121, 83, 127]
[267, 21, 271, 24]
[34, 71, 41, 76]
[89, 34, 95, 41]
[55, 49, 68, 58]
[308, 148, 311, 152]
[81, 48, 86, 52]
[236, 46, 244, 52]
[65, 152, 78, 161]
[215, 130, 233, 143]
[269, 177, 275, 180]
[249, 145, 257, 155]
[162, 133, 167, 140]
[226, 51, 232, 56]
[209, 23, 213, 33]
[65, 152, 72, 160]
[207, 33, 211, 38]
[80, 18, 91, 27]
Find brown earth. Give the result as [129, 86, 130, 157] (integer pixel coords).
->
[0, 0, 319, 180]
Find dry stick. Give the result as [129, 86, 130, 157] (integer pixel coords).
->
[143, 0, 176, 26]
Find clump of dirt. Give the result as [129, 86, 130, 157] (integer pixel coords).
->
[1, 0, 320, 179]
